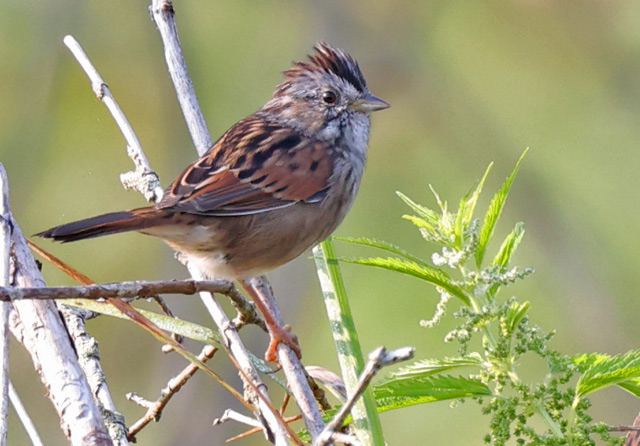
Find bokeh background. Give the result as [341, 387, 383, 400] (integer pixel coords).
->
[2, 1, 640, 444]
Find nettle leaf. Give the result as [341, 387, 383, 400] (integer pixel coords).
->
[340, 256, 470, 305]
[618, 378, 640, 398]
[576, 349, 640, 398]
[502, 301, 530, 337]
[491, 222, 525, 268]
[475, 148, 528, 268]
[456, 162, 493, 247]
[570, 352, 640, 398]
[335, 236, 429, 266]
[379, 355, 484, 383]
[373, 374, 491, 411]
[397, 191, 440, 223]
[570, 352, 611, 371]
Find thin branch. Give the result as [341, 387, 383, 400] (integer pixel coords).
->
[213, 409, 264, 429]
[59, 304, 128, 442]
[8, 382, 44, 446]
[0, 279, 241, 301]
[149, 0, 317, 442]
[63, 35, 164, 203]
[150, 0, 212, 155]
[126, 345, 217, 440]
[188, 267, 293, 446]
[315, 346, 415, 446]
[0, 164, 11, 446]
[245, 276, 329, 441]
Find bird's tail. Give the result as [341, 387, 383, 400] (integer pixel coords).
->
[36, 208, 164, 243]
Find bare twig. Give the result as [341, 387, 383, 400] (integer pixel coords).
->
[8, 382, 44, 446]
[150, 0, 323, 441]
[213, 409, 264, 429]
[63, 35, 164, 203]
[150, 0, 212, 155]
[189, 267, 293, 445]
[126, 345, 217, 440]
[0, 279, 241, 301]
[0, 164, 11, 445]
[315, 346, 415, 446]
[246, 276, 329, 439]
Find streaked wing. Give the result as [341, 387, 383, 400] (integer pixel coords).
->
[156, 115, 335, 216]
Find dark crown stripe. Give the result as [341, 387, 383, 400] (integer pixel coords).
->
[283, 42, 368, 93]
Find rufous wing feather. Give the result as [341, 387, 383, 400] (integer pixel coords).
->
[156, 115, 335, 216]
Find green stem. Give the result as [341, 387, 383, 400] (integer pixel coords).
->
[313, 237, 385, 446]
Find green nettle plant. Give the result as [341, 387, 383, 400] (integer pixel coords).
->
[322, 149, 640, 445]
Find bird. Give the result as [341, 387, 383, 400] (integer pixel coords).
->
[37, 42, 389, 361]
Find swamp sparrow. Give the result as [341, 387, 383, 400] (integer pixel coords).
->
[38, 42, 389, 359]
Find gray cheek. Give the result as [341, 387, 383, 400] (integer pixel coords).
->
[343, 115, 371, 159]
[317, 120, 342, 140]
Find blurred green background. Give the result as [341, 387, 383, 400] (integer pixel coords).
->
[2, 1, 640, 444]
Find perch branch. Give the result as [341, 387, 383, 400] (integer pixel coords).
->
[315, 346, 415, 446]
[150, 0, 327, 442]
[245, 276, 329, 440]
[188, 267, 295, 445]
[0, 279, 246, 301]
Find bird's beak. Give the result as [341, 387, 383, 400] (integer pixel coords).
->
[349, 93, 390, 113]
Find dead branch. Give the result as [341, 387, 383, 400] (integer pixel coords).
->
[150, 0, 327, 442]
[63, 36, 164, 203]
[0, 163, 11, 445]
[10, 218, 114, 445]
[315, 346, 415, 446]
[126, 345, 217, 440]
[0, 279, 242, 301]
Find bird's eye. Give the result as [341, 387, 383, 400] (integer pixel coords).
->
[322, 90, 337, 104]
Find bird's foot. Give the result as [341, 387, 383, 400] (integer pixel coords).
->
[265, 324, 301, 362]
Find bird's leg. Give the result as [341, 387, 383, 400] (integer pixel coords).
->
[240, 279, 301, 362]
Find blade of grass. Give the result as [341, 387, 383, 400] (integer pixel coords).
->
[312, 237, 384, 446]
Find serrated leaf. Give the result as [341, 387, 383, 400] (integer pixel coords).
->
[334, 236, 429, 266]
[576, 349, 640, 398]
[475, 148, 528, 268]
[340, 256, 470, 305]
[618, 378, 640, 398]
[491, 222, 525, 268]
[570, 352, 610, 371]
[298, 373, 491, 441]
[502, 301, 530, 337]
[460, 162, 493, 229]
[454, 163, 494, 248]
[379, 355, 484, 384]
[373, 374, 491, 411]
[396, 191, 440, 223]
